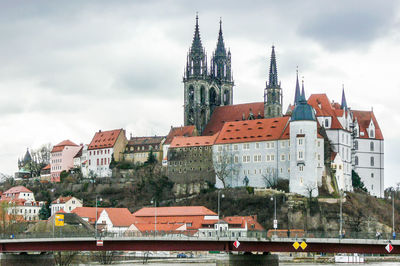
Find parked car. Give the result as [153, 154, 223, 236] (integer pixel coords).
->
[177, 253, 187, 258]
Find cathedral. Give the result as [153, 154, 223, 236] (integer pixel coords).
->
[179, 16, 384, 197]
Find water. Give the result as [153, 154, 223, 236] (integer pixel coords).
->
[96, 262, 399, 265]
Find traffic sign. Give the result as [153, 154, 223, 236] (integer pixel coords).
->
[97, 240, 104, 247]
[386, 243, 393, 253]
[273, 219, 278, 229]
[55, 214, 64, 227]
[293, 241, 300, 250]
[300, 241, 307, 250]
[233, 240, 240, 248]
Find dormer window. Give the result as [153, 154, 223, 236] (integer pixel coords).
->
[325, 119, 329, 127]
[370, 129, 375, 138]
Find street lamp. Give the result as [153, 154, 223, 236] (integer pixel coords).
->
[389, 191, 395, 239]
[271, 196, 277, 232]
[339, 190, 346, 239]
[151, 199, 157, 237]
[217, 190, 225, 237]
[95, 195, 102, 238]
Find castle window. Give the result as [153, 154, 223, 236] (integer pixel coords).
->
[370, 141, 374, 151]
[354, 140, 358, 150]
[370, 157, 374, 166]
[371, 173, 374, 178]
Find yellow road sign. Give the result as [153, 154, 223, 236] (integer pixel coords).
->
[300, 241, 307, 250]
[55, 214, 64, 227]
[293, 241, 300, 250]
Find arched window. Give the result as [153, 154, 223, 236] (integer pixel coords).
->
[370, 156, 374, 166]
[223, 90, 230, 105]
[325, 119, 329, 127]
[370, 141, 374, 151]
[354, 140, 358, 150]
[200, 86, 205, 104]
[355, 156, 358, 166]
[209, 87, 217, 106]
[188, 86, 194, 104]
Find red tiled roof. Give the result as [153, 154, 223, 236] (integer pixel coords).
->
[203, 102, 264, 136]
[73, 146, 83, 159]
[88, 129, 123, 150]
[3, 186, 32, 194]
[164, 126, 197, 145]
[170, 134, 217, 148]
[132, 223, 184, 232]
[133, 206, 217, 217]
[215, 117, 290, 144]
[51, 196, 72, 204]
[71, 207, 105, 223]
[223, 216, 264, 231]
[102, 208, 135, 227]
[307, 94, 343, 130]
[352, 110, 383, 140]
[51, 140, 79, 153]
[42, 164, 51, 170]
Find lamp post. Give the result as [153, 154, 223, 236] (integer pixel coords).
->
[339, 190, 346, 239]
[95, 195, 102, 238]
[271, 196, 277, 232]
[151, 199, 157, 237]
[217, 190, 224, 237]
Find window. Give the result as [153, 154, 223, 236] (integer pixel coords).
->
[255, 142, 260, 149]
[254, 154, 261, 162]
[242, 155, 250, 163]
[271, 142, 275, 148]
[271, 154, 275, 161]
[355, 156, 359, 166]
[317, 154, 321, 160]
[243, 143, 250, 150]
[97, 158, 99, 165]
[370, 129, 375, 138]
[234, 156, 239, 163]
[266, 143, 270, 149]
[371, 173, 374, 178]
[298, 138, 303, 145]
[266, 155, 270, 161]
[281, 154, 285, 161]
[354, 140, 358, 150]
[370, 157, 374, 166]
[281, 141, 285, 148]
[233, 144, 238, 151]
[370, 142, 374, 151]
[298, 151, 303, 160]
[299, 165, 304, 171]
[325, 119, 329, 127]
[317, 141, 321, 147]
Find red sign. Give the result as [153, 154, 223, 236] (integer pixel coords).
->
[386, 243, 393, 253]
[97, 240, 104, 247]
[233, 240, 240, 249]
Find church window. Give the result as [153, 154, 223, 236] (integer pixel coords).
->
[209, 87, 217, 106]
[370, 142, 374, 151]
[325, 119, 329, 127]
[354, 140, 358, 150]
[200, 86, 205, 104]
[370, 157, 374, 166]
[188, 86, 194, 104]
[223, 90, 230, 105]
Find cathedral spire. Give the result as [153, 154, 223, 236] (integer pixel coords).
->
[341, 85, 348, 110]
[185, 14, 207, 79]
[294, 67, 301, 105]
[215, 18, 226, 56]
[268, 45, 278, 87]
[210, 18, 232, 82]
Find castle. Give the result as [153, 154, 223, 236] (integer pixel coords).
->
[174, 16, 384, 197]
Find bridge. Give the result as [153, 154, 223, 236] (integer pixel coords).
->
[0, 234, 399, 254]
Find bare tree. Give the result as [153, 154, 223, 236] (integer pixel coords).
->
[262, 168, 278, 188]
[54, 251, 79, 266]
[213, 146, 241, 188]
[26, 143, 52, 177]
[91, 251, 118, 264]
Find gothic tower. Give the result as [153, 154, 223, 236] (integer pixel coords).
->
[264, 46, 283, 118]
[183, 16, 234, 134]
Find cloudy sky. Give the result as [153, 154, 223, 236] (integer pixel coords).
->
[1, 1, 399, 187]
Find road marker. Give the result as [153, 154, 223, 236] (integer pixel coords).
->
[233, 240, 240, 248]
[385, 243, 393, 253]
[293, 241, 300, 250]
[300, 241, 307, 250]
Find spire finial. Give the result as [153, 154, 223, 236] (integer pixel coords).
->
[341, 84, 348, 110]
[294, 67, 301, 105]
[301, 76, 305, 99]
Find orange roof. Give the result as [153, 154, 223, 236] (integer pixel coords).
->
[42, 164, 51, 170]
[164, 126, 197, 145]
[3, 186, 32, 195]
[51, 140, 79, 153]
[51, 196, 73, 204]
[352, 110, 383, 140]
[203, 102, 264, 136]
[102, 208, 135, 227]
[71, 207, 105, 223]
[223, 215, 264, 231]
[133, 206, 217, 217]
[215, 116, 290, 144]
[307, 94, 343, 129]
[88, 129, 124, 150]
[170, 134, 217, 148]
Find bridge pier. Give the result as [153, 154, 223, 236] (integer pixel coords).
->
[0, 253, 55, 266]
[217, 252, 279, 266]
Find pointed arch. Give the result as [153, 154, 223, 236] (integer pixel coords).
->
[200, 86, 205, 104]
[223, 89, 230, 105]
[188, 85, 194, 105]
